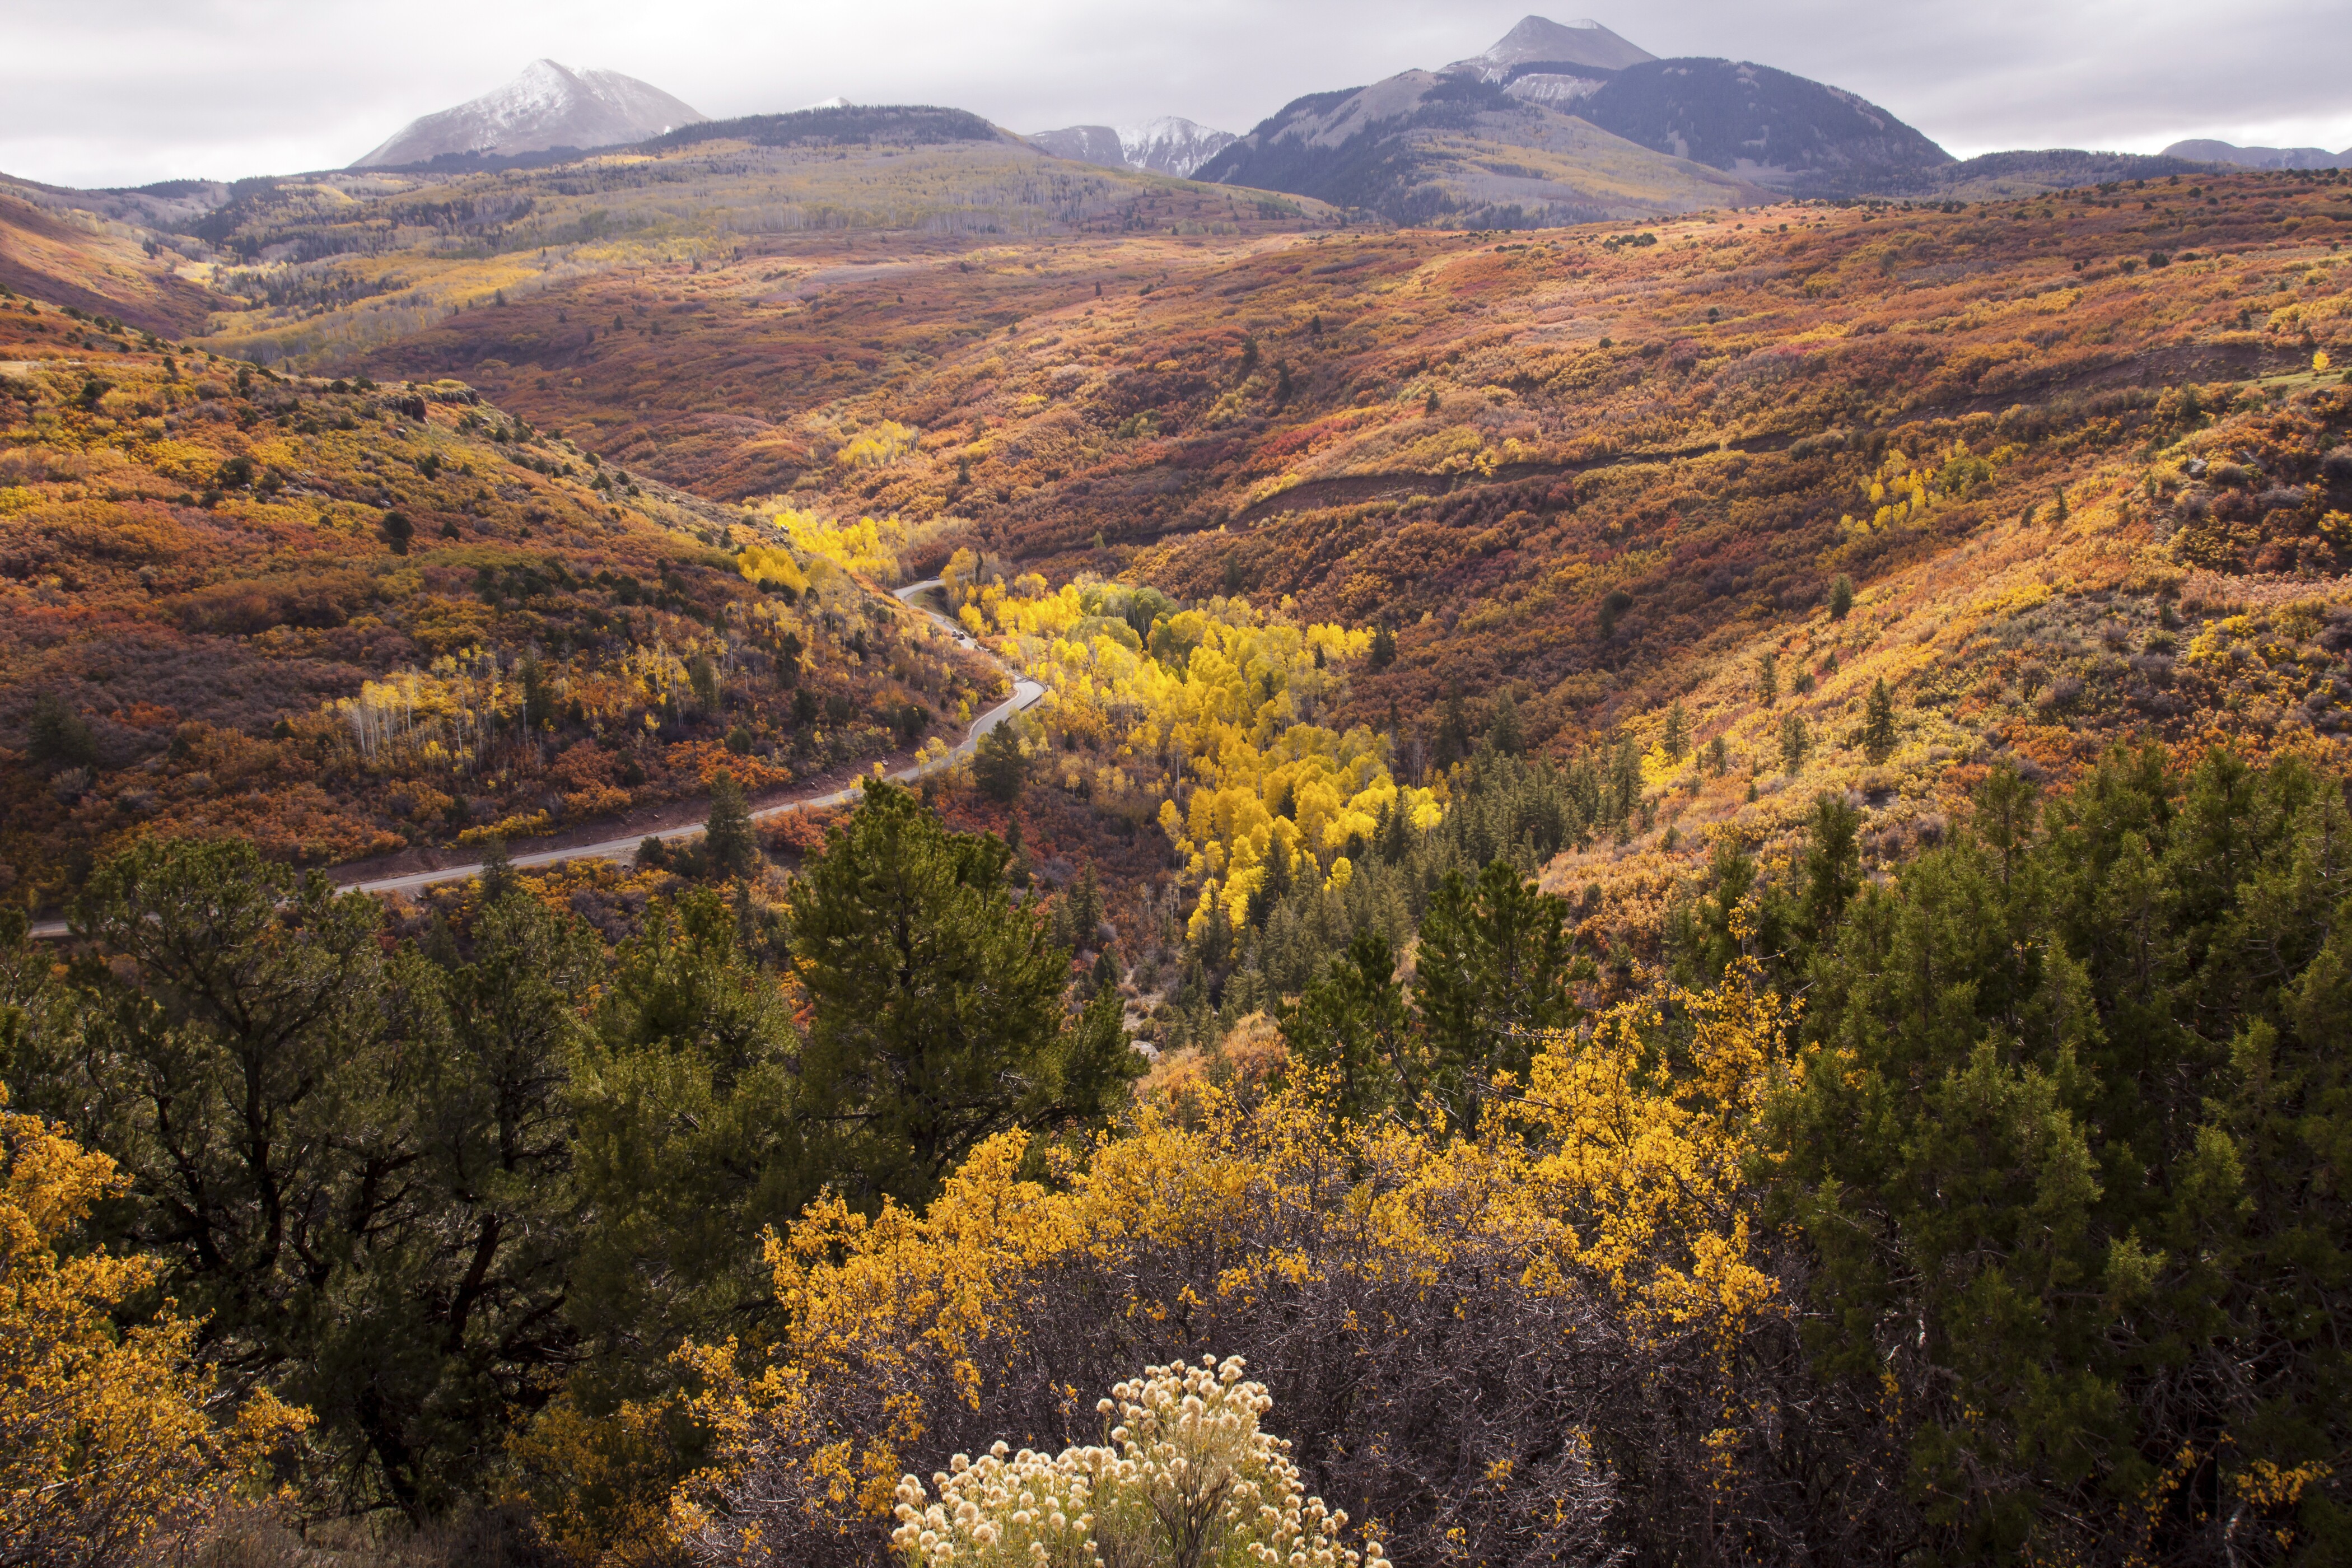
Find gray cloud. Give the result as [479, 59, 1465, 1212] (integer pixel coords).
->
[4, 0, 2346, 189]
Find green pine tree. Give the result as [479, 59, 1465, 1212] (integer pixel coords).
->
[704, 769, 757, 879]
[1488, 691, 1524, 757]
[1413, 861, 1590, 1133]
[1276, 929, 1412, 1130]
[1779, 711, 1810, 774]
[974, 720, 1027, 802]
[787, 783, 1138, 1210]
[1864, 677, 1898, 763]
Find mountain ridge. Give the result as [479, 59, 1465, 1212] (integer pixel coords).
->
[353, 59, 707, 169]
[2164, 137, 2349, 171]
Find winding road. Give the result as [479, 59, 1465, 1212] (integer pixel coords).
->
[27, 580, 1038, 936]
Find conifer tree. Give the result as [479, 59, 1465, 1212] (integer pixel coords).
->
[1414, 861, 1589, 1132]
[1829, 574, 1855, 620]
[1433, 689, 1473, 771]
[1488, 691, 1524, 757]
[787, 783, 1137, 1210]
[1069, 865, 1103, 948]
[479, 836, 517, 902]
[974, 720, 1026, 802]
[25, 691, 96, 769]
[1277, 930, 1411, 1128]
[1663, 701, 1688, 762]
[1779, 712, 1810, 774]
[1757, 651, 1780, 706]
[704, 770, 757, 879]
[1864, 678, 1898, 763]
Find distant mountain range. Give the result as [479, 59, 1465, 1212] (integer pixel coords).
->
[353, 60, 706, 169]
[1025, 118, 1238, 178]
[1193, 15, 1953, 223]
[280, 20, 2352, 222]
[2163, 138, 2349, 170]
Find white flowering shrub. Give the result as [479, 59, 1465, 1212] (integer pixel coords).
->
[890, 1356, 1390, 1568]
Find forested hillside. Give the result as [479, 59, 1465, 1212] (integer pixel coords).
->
[2, 133, 2351, 1568]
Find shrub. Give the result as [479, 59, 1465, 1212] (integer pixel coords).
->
[889, 1357, 1389, 1568]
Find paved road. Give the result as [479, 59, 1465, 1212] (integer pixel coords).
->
[28, 580, 1031, 935]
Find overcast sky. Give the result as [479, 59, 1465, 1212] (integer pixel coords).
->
[5, 0, 2346, 189]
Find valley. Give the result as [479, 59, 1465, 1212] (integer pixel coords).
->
[6, 14, 2352, 1567]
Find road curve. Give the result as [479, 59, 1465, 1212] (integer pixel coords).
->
[27, 580, 1034, 936]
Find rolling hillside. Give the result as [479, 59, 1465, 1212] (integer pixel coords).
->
[0, 300, 1001, 905]
[339, 169, 2352, 865]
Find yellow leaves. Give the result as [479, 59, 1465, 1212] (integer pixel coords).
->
[959, 584, 1431, 932]
[1522, 955, 1796, 1338]
[834, 421, 919, 469]
[738, 542, 809, 596]
[762, 507, 908, 581]
[1, 1088, 309, 1561]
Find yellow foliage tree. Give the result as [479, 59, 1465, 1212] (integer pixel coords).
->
[1, 1086, 307, 1565]
[671, 955, 1798, 1565]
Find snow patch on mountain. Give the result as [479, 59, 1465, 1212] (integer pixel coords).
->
[352, 60, 707, 168]
[1117, 118, 1239, 178]
[1026, 116, 1236, 178]
[1448, 16, 1656, 81]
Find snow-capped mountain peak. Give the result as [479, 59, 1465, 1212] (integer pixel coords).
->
[1446, 15, 1658, 81]
[352, 60, 707, 169]
[1116, 117, 1239, 178]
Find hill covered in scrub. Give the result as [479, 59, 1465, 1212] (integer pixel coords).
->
[6, 123, 2352, 1568]
[0, 307, 997, 906]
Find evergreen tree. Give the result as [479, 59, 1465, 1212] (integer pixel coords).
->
[1663, 701, 1688, 762]
[1775, 748, 2352, 1560]
[1757, 651, 1780, 706]
[1829, 574, 1855, 620]
[1069, 865, 1104, 948]
[521, 654, 554, 732]
[1277, 930, 1412, 1129]
[974, 720, 1027, 802]
[1488, 691, 1524, 757]
[1368, 625, 1397, 670]
[687, 654, 720, 713]
[1432, 689, 1473, 772]
[1863, 678, 1898, 763]
[1413, 861, 1589, 1132]
[567, 890, 802, 1408]
[1779, 712, 1810, 774]
[1798, 791, 1863, 939]
[787, 783, 1138, 1210]
[25, 690, 96, 769]
[478, 836, 517, 902]
[703, 770, 757, 879]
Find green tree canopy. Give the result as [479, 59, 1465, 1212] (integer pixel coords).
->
[787, 782, 1137, 1209]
